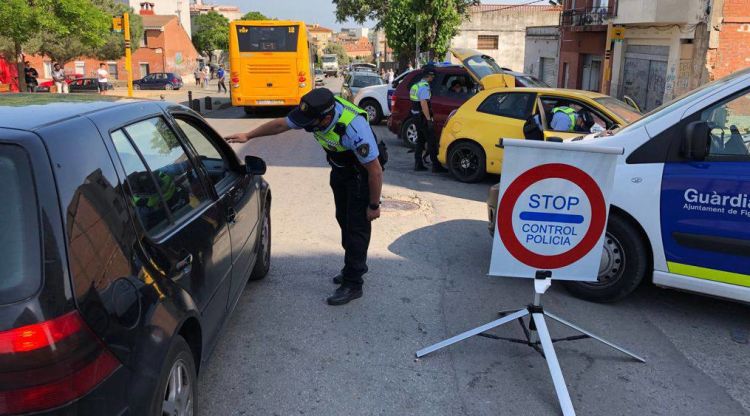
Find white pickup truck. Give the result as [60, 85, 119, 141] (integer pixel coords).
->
[321, 54, 339, 78]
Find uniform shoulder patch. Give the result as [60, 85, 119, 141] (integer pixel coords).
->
[356, 143, 370, 158]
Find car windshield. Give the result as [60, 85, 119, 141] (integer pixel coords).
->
[617, 69, 750, 134]
[593, 97, 642, 124]
[0, 144, 41, 304]
[353, 75, 383, 88]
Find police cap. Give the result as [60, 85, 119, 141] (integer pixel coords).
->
[288, 88, 336, 127]
[422, 64, 436, 76]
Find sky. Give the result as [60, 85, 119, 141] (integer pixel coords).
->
[216, 0, 536, 31]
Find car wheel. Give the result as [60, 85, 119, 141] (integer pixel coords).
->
[563, 214, 648, 302]
[448, 141, 486, 183]
[400, 118, 419, 149]
[250, 203, 271, 280]
[165, 84, 174, 90]
[133, 84, 140, 90]
[360, 99, 382, 125]
[151, 336, 196, 416]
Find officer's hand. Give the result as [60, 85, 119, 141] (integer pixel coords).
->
[367, 207, 381, 222]
[225, 132, 250, 143]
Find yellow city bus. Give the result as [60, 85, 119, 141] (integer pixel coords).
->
[228, 20, 315, 113]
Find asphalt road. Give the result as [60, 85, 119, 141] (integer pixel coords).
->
[195, 77, 750, 416]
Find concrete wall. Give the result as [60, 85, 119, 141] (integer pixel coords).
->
[451, 6, 561, 72]
[558, 30, 607, 89]
[614, 0, 706, 25]
[524, 26, 560, 85]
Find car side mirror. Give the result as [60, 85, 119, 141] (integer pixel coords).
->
[683, 121, 710, 161]
[245, 155, 267, 175]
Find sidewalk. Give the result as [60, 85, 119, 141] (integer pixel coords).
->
[111, 79, 232, 113]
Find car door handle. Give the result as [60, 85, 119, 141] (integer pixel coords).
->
[175, 254, 193, 272]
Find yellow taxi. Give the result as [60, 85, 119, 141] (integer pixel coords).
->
[437, 87, 641, 182]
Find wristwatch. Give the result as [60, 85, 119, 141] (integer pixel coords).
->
[368, 203, 380, 210]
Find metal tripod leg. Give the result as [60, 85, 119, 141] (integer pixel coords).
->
[532, 313, 576, 416]
[544, 312, 646, 363]
[416, 309, 529, 358]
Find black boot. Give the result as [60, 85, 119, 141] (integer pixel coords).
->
[332, 273, 343, 284]
[414, 161, 428, 171]
[432, 164, 448, 173]
[326, 285, 363, 306]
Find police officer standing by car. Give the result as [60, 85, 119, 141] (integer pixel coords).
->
[410, 64, 448, 173]
[225, 89, 384, 306]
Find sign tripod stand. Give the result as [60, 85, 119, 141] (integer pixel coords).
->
[415, 271, 645, 416]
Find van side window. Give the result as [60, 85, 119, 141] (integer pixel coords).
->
[702, 92, 750, 158]
[112, 118, 210, 236]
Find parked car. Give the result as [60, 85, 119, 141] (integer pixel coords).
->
[37, 74, 84, 92]
[439, 88, 641, 182]
[315, 68, 325, 86]
[387, 48, 549, 148]
[341, 71, 385, 103]
[68, 77, 114, 93]
[487, 67, 750, 303]
[352, 70, 414, 125]
[133, 72, 183, 90]
[0, 94, 271, 415]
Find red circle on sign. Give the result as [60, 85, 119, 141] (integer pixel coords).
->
[497, 163, 606, 269]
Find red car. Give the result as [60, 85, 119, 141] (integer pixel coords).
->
[387, 48, 548, 147]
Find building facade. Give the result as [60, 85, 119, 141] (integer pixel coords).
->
[558, 0, 614, 92]
[451, 4, 561, 72]
[190, 0, 242, 23]
[343, 37, 374, 62]
[308, 25, 334, 56]
[524, 26, 560, 87]
[121, 1, 192, 37]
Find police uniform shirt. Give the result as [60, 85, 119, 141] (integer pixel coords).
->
[286, 102, 380, 165]
[550, 111, 574, 131]
[410, 79, 431, 114]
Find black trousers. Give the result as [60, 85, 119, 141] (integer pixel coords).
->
[218, 79, 227, 93]
[414, 114, 438, 165]
[329, 166, 371, 288]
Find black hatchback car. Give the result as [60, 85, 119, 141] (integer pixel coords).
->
[0, 95, 271, 415]
[133, 72, 183, 90]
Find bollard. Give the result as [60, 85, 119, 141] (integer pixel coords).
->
[204, 96, 213, 111]
[191, 98, 201, 114]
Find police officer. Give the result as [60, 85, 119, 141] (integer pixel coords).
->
[410, 64, 448, 173]
[550, 105, 586, 132]
[225, 89, 383, 306]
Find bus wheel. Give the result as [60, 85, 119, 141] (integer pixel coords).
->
[562, 214, 648, 303]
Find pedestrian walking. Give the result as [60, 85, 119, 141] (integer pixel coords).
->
[217, 65, 227, 94]
[51, 63, 68, 94]
[96, 63, 109, 95]
[409, 64, 447, 173]
[194, 67, 201, 86]
[225, 89, 386, 306]
[202, 65, 210, 89]
[24, 61, 38, 92]
[387, 68, 394, 84]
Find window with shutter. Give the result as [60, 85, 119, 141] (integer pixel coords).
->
[477, 35, 499, 50]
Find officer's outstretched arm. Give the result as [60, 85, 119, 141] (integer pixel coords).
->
[225, 118, 291, 143]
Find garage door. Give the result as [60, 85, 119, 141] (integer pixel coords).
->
[621, 45, 669, 112]
[540, 57, 556, 87]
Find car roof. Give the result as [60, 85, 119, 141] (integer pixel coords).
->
[486, 87, 610, 99]
[0, 95, 152, 130]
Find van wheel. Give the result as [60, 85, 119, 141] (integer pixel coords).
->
[250, 204, 271, 280]
[152, 336, 196, 416]
[401, 118, 419, 149]
[563, 214, 648, 302]
[360, 99, 382, 125]
[448, 141, 486, 183]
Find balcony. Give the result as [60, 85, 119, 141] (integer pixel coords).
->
[561, 7, 614, 27]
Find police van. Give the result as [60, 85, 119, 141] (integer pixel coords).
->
[489, 69, 750, 302]
[561, 68, 750, 303]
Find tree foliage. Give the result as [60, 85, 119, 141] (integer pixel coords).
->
[241, 11, 270, 20]
[192, 11, 230, 56]
[333, 0, 478, 63]
[324, 43, 350, 66]
[90, 0, 144, 61]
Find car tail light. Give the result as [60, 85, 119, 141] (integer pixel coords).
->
[231, 72, 240, 88]
[0, 311, 120, 415]
[390, 94, 397, 111]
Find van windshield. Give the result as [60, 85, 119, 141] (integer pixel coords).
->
[0, 144, 41, 304]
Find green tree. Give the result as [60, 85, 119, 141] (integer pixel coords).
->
[324, 43, 350, 66]
[0, 0, 110, 90]
[192, 11, 229, 56]
[90, 0, 144, 61]
[241, 11, 270, 20]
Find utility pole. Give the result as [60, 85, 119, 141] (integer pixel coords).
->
[124, 12, 133, 97]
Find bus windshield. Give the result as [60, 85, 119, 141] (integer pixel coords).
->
[236, 25, 298, 52]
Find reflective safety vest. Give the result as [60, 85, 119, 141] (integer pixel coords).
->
[410, 80, 430, 101]
[552, 106, 577, 132]
[313, 96, 368, 153]
[133, 171, 177, 208]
